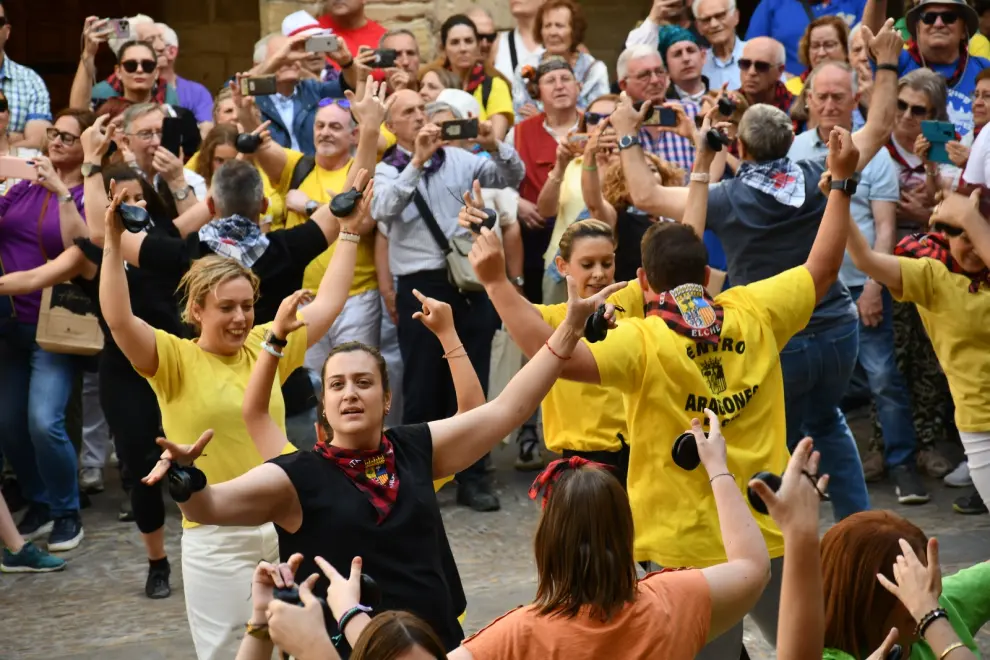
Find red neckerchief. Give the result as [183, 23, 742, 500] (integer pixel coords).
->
[643, 282, 725, 345]
[895, 232, 990, 293]
[906, 39, 968, 88]
[314, 436, 400, 523]
[800, 69, 811, 83]
[528, 456, 612, 509]
[885, 140, 926, 176]
[105, 72, 169, 104]
[461, 62, 487, 93]
[745, 81, 794, 114]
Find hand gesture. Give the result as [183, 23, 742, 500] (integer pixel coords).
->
[931, 188, 980, 230]
[660, 102, 695, 141]
[458, 180, 491, 232]
[561, 274, 628, 337]
[328, 37, 355, 71]
[386, 68, 411, 92]
[825, 126, 859, 181]
[104, 179, 128, 239]
[584, 116, 612, 159]
[345, 76, 392, 129]
[272, 289, 313, 340]
[250, 553, 304, 618]
[867, 18, 904, 66]
[694, 106, 720, 162]
[335, 169, 376, 236]
[32, 156, 69, 196]
[412, 124, 442, 167]
[411, 289, 454, 336]
[877, 537, 943, 622]
[314, 555, 363, 622]
[476, 120, 498, 152]
[81, 115, 117, 161]
[266, 574, 329, 657]
[914, 134, 931, 163]
[946, 140, 970, 168]
[278, 34, 313, 66]
[518, 103, 541, 119]
[857, 279, 884, 328]
[691, 408, 728, 476]
[554, 139, 577, 172]
[865, 629, 900, 660]
[354, 47, 378, 77]
[141, 429, 215, 486]
[611, 92, 649, 136]
[468, 224, 508, 286]
[81, 16, 112, 59]
[748, 437, 829, 536]
[152, 147, 185, 187]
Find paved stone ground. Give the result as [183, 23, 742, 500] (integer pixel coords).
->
[1, 438, 988, 659]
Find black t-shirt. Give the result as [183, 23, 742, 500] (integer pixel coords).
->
[270, 424, 465, 658]
[614, 207, 653, 283]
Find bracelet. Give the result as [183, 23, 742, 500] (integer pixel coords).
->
[689, 172, 710, 183]
[442, 343, 466, 359]
[333, 604, 373, 647]
[939, 642, 966, 659]
[339, 232, 361, 243]
[245, 621, 270, 640]
[582, 163, 598, 171]
[709, 472, 735, 484]
[544, 339, 571, 360]
[917, 607, 949, 638]
[876, 63, 899, 73]
[260, 341, 285, 359]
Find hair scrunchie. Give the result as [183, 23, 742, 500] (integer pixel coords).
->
[528, 456, 613, 509]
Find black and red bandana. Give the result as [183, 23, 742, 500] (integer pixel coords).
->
[645, 282, 725, 346]
[461, 62, 488, 94]
[315, 436, 400, 523]
[528, 456, 612, 509]
[895, 232, 990, 293]
[906, 40, 968, 88]
[105, 73, 170, 104]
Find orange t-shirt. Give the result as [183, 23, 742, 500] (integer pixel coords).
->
[462, 569, 711, 660]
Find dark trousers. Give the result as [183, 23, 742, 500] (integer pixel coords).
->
[561, 434, 630, 489]
[396, 269, 498, 483]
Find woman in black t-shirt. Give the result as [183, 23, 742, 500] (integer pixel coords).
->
[142, 267, 624, 657]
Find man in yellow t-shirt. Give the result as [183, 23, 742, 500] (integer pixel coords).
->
[256, 99, 381, 374]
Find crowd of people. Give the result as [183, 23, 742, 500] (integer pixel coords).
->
[0, 0, 988, 657]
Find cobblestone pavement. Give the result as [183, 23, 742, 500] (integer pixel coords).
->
[1, 442, 988, 660]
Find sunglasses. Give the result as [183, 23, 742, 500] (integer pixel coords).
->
[318, 98, 352, 110]
[897, 99, 929, 117]
[477, 33, 497, 43]
[920, 10, 959, 25]
[585, 111, 609, 126]
[738, 58, 773, 73]
[121, 59, 157, 74]
[932, 221, 964, 237]
[46, 128, 80, 146]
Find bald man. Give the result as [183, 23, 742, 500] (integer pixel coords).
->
[738, 37, 792, 112]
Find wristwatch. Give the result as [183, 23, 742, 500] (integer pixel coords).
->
[264, 329, 288, 348]
[81, 162, 102, 178]
[57, 192, 74, 204]
[510, 276, 525, 287]
[172, 185, 193, 201]
[617, 135, 642, 151]
[305, 200, 320, 217]
[829, 173, 860, 196]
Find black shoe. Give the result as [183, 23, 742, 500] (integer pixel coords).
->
[146, 563, 172, 599]
[16, 504, 52, 542]
[891, 465, 930, 505]
[457, 480, 501, 512]
[515, 427, 544, 472]
[48, 513, 84, 552]
[953, 491, 988, 515]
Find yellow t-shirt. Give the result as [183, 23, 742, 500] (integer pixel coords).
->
[141, 323, 305, 528]
[970, 34, 990, 59]
[536, 281, 645, 453]
[278, 149, 377, 296]
[381, 124, 398, 151]
[785, 75, 804, 96]
[475, 77, 515, 125]
[185, 152, 286, 229]
[587, 267, 816, 568]
[895, 256, 990, 431]
[543, 157, 588, 269]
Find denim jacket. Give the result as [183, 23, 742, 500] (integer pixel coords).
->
[255, 78, 346, 156]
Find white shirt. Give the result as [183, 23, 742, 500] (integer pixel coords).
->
[702, 37, 746, 91]
[963, 125, 990, 186]
[494, 29, 544, 86]
[271, 92, 301, 153]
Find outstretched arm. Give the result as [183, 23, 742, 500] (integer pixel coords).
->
[0, 246, 93, 295]
[851, 20, 901, 171]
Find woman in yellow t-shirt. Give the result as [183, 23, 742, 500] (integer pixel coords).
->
[97, 178, 373, 659]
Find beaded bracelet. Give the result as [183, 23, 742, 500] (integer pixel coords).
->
[333, 604, 373, 648]
[917, 607, 948, 639]
[709, 472, 735, 484]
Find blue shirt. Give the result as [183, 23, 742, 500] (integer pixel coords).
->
[0, 56, 52, 133]
[745, 0, 866, 76]
[702, 37, 746, 91]
[896, 50, 990, 136]
[788, 128, 900, 287]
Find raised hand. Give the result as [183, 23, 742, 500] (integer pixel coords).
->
[336, 169, 376, 236]
[81, 115, 117, 161]
[868, 18, 903, 66]
[250, 553, 304, 617]
[913, 134, 932, 163]
[411, 289, 454, 336]
[561, 274, 628, 337]
[32, 156, 70, 196]
[748, 437, 829, 536]
[104, 180, 128, 238]
[412, 124, 442, 168]
[346, 76, 393, 128]
[467, 226, 507, 286]
[314, 555, 363, 622]
[267, 573, 329, 657]
[691, 408, 728, 476]
[826, 126, 859, 181]
[458, 180, 490, 231]
[141, 429, 215, 486]
[477, 120, 499, 152]
[877, 537, 943, 623]
[272, 289, 313, 340]
[81, 16, 112, 59]
[611, 92, 650, 136]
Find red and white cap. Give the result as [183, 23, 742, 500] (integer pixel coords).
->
[281, 10, 327, 38]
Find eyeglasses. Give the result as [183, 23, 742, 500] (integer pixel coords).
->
[121, 59, 157, 74]
[696, 10, 728, 25]
[809, 40, 841, 52]
[477, 33, 497, 43]
[932, 221, 964, 237]
[318, 98, 352, 110]
[897, 99, 929, 117]
[128, 129, 163, 141]
[921, 10, 959, 25]
[738, 59, 774, 73]
[585, 111, 609, 126]
[46, 128, 80, 146]
[630, 67, 667, 83]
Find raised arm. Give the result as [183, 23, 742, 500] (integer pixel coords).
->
[0, 245, 93, 295]
[851, 21, 901, 171]
[98, 186, 160, 376]
[937, 190, 990, 267]
[70, 18, 110, 111]
[80, 116, 116, 247]
[251, 118, 290, 187]
[581, 126, 618, 228]
[680, 109, 721, 239]
[537, 143, 573, 219]
[340, 78, 390, 194]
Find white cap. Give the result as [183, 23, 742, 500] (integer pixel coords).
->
[437, 89, 481, 120]
[281, 10, 326, 38]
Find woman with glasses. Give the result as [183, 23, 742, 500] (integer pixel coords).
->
[0, 91, 41, 196]
[511, 0, 610, 119]
[0, 107, 95, 555]
[787, 17, 855, 133]
[955, 69, 990, 188]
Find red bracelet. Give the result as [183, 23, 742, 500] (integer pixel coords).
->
[545, 339, 571, 360]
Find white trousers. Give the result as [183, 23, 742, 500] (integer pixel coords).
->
[181, 523, 279, 660]
[960, 430, 990, 508]
[304, 289, 382, 377]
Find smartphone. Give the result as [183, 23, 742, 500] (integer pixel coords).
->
[636, 102, 678, 127]
[568, 133, 590, 149]
[161, 117, 183, 158]
[240, 75, 278, 97]
[108, 18, 131, 40]
[440, 118, 479, 141]
[373, 49, 398, 68]
[0, 156, 39, 182]
[305, 35, 339, 53]
[921, 120, 956, 165]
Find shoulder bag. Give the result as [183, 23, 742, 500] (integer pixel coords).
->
[411, 191, 484, 293]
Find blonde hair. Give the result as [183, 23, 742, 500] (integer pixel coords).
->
[602, 153, 684, 208]
[558, 219, 616, 261]
[177, 256, 260, 331]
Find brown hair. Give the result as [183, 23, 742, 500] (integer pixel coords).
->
[535, 0, 588, 52]
[798, 16, 850, 69]
[533, 464, 637, 621]
[822, 511, 929, 659]
[350, 611, 445, 660]
[54, 108, 97, 135]
[417, 63, 462, 90]
[578, 93, 620, 132]
[602, 152, 683, 208]
[558, 219, 616, 261]
[195, 124, 238, 183]
[976, 67, 990, 87]
[641, 222, 708, 292]
[317, 342, 391, 438]
[177, 255, 260, 332]
[213, 86, 234, 123]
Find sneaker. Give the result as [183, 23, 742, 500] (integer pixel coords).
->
[16, 504, 53, 542]
[456, 480, 501, 512]
[515, 427, 544, 472]
[1, 541, 66, 573]
[944, 462, 972, 488]
[118, 497, 135, 522]
[917, 447, 953, 478]
[79, 467, 104, 494]
[145, 563, 171, 599]
[953, 491, 988, 515]
[48, 514, 84, 552]
[890, 465, 930, 505]
[860, 448, 885, 483]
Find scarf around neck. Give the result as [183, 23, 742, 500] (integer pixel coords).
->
[736, 157, 807, 208]
[895, 232, 990, 293]
[907, 40, 968, 88]
[461, 62, 487, 94]
[644, 282, 725, 345]
[314, 436, 400, 523]
[106, 72, 170, 104]
[198, 214, 270, 268]
[382, 144, 446, 175]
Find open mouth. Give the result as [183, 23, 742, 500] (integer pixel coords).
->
[340, 407, 364, 418]
[226, 329, 246, 341]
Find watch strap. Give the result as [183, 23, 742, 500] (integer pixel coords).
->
[81, 162, 102, 177]
[876, 63, 899, 73]
[618, 135, 642, 151]
[264, 329, 288, 347]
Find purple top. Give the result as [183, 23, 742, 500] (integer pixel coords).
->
[175, 76, 214, 124]
[0, 181, 85, 324]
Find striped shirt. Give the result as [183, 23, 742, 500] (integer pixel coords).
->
[0, 56, 51, 133]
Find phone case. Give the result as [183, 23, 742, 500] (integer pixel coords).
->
[0, 157, 39, 181]
[921, 121, 955, 165]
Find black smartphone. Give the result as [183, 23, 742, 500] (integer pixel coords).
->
[440, 118, 479, 141]
[240, 75, 278, 96]
[635, 102, 678, 127]
[161, 117, 183, 157]
[373, 48, 398, 68]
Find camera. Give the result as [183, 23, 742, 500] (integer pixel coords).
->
[330, 188, 363, 217]
[372, 49, 398, 68]
[235, 133, 262, 155]
[717, 95, 737, 117]
[117, 203, 151, 234]
[440, 118, 479, 141]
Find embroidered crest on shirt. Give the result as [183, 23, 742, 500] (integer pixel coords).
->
[361, 454, 392, 487]
[701, 358, 728, 394]
[670, 283, 718, 330]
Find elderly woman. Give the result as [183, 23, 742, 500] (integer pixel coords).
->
[788, 17, 853, 132]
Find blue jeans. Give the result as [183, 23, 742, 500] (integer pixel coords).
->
[848, 285, 919, 468]
[0, 323, 80, 516]
[780, 319, 870, 520]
